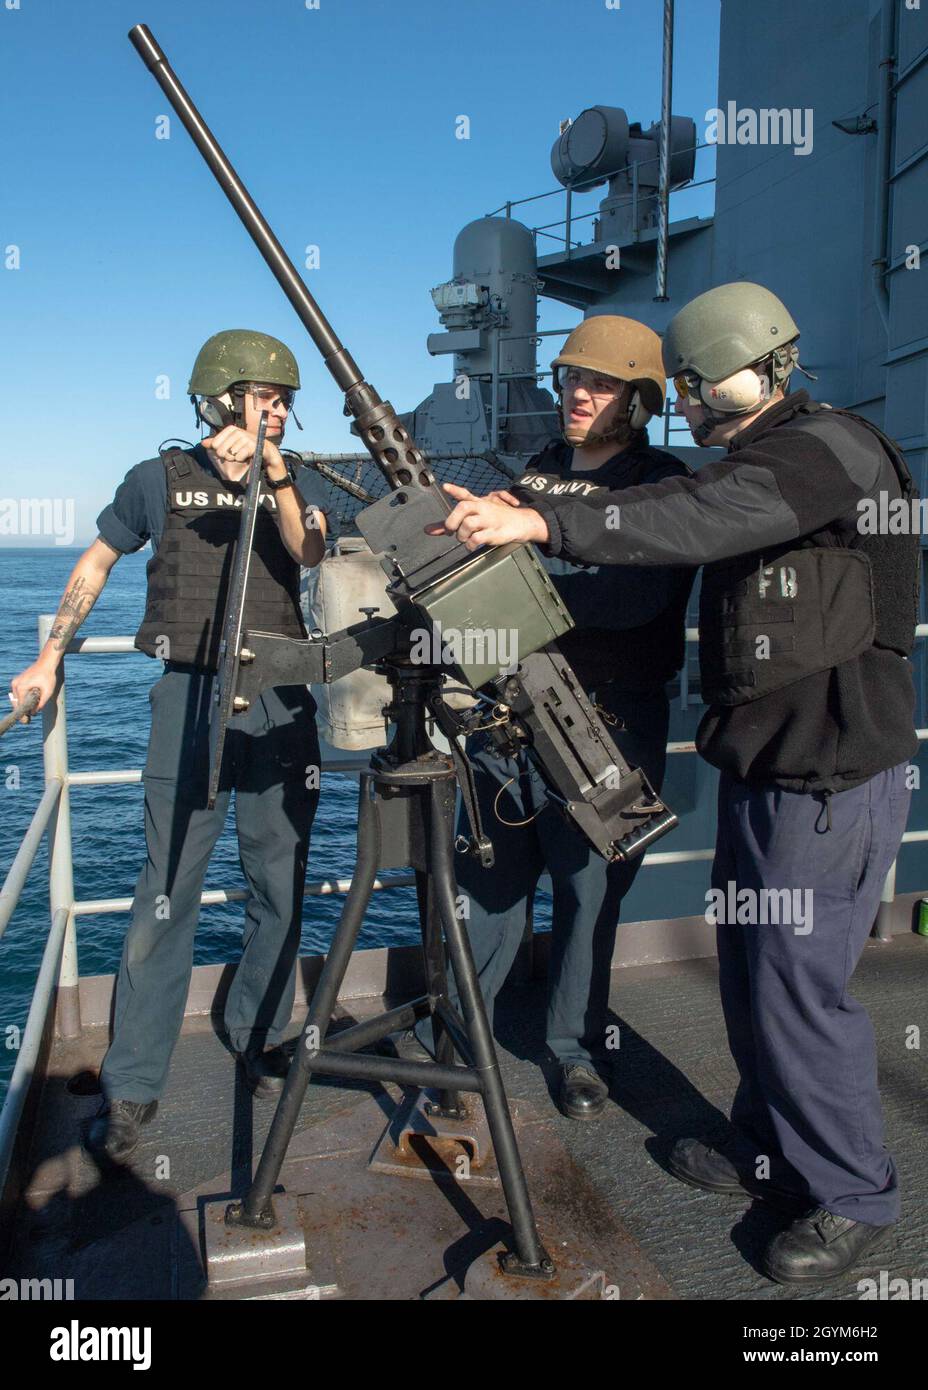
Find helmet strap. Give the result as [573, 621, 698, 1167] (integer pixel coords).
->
[770, 342, 800, 390]
[692, 415, 720, 445]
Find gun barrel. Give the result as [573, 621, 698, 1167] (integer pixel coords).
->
[128, 24, 362, 393]
[129, 25, 441, 499]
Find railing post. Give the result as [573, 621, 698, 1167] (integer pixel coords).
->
[491, 326, 501, 450]
[564, 187, 572, 253]
[873, 859, 897, 942]
[38, 615, 80, 1039]
[632, 160, 640, 240]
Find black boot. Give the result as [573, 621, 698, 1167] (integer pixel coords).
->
[558, 1064, 608, 1121]
[84, 1099, 158, 1165]
[667, 1136, 808, 1213]
[762, 1207, 894, 1284]
[236, 1043, 291, 1099]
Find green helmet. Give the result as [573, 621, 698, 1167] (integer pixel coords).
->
[187, 329, 301, 397]
[662, 282, 799, 383]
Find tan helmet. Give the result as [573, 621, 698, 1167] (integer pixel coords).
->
[551, 315, 666, 417]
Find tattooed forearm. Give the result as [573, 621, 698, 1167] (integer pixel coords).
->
[49, 577, 99, 651]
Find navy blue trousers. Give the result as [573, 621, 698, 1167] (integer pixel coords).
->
[419, 688, 669, 1069]
[101, 665, 319, 1103]
[713, 764, 910, 1225]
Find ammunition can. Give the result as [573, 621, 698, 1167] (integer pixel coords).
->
[408, 542, 574, 689]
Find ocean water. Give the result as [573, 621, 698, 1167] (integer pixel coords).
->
[1, 546, 504, 1097]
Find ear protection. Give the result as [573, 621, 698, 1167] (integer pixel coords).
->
[699, 368, 770, 414]
[628, 389, 651, 431]
[697, 342, 801, 416]
[191, 386, 246, 432]
[194, 393, 234, 429]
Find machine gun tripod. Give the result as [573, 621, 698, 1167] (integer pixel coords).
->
[209, 605, 673, 1287]
[225, 649, 553, 1281]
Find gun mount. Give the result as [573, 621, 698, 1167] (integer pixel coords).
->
[129, 22, 678, 1293]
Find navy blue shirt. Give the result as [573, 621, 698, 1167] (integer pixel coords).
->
[96, 443, 336, 555]
[519, 439, 694, 692]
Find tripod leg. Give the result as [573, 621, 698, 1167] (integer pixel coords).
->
[235, 774, 382, 1225]
[415, 868, 464, 1116]
[428, 779, 551, 1275]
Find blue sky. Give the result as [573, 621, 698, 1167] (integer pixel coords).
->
[0, 0, 720, 545]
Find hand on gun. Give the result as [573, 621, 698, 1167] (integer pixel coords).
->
[426, 483, 550, 552]
[202, 426, 287, 484]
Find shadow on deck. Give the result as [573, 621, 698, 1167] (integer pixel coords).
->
[4, 935, 926, 1300]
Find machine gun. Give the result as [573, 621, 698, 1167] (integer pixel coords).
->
[129, 24, 678, 1292]
[129, 23, 676, 867]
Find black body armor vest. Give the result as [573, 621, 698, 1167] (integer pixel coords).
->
[698, 403, 919, 707]
[135, 448, 306, 671]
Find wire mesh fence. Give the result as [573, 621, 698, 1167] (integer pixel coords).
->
[295, 450, 532, 533]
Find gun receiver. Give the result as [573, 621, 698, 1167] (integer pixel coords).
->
[129, 24, 678, 863]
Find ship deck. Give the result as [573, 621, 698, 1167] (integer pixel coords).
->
[5, 933, 927, 1301]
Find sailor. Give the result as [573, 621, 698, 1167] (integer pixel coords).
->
[418, 317, 694, 1121]
[431, 282, 919, 1285]
[11, 330, 333, 1163]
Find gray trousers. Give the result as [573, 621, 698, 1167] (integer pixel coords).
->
[713, 764, 910, 1225]
[101, 665, 319, 1103]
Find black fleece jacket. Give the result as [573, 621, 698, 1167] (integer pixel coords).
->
[510, 393, 919, 791]
[520, 438, 694, 692]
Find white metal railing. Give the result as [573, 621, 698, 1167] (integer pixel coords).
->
[0, 907, 69, 1201]
[2, 616, 927, 1196]
[487, 140, 717, 256]
[0, 779, 62, 940]
[0, 619, 413, 1196]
